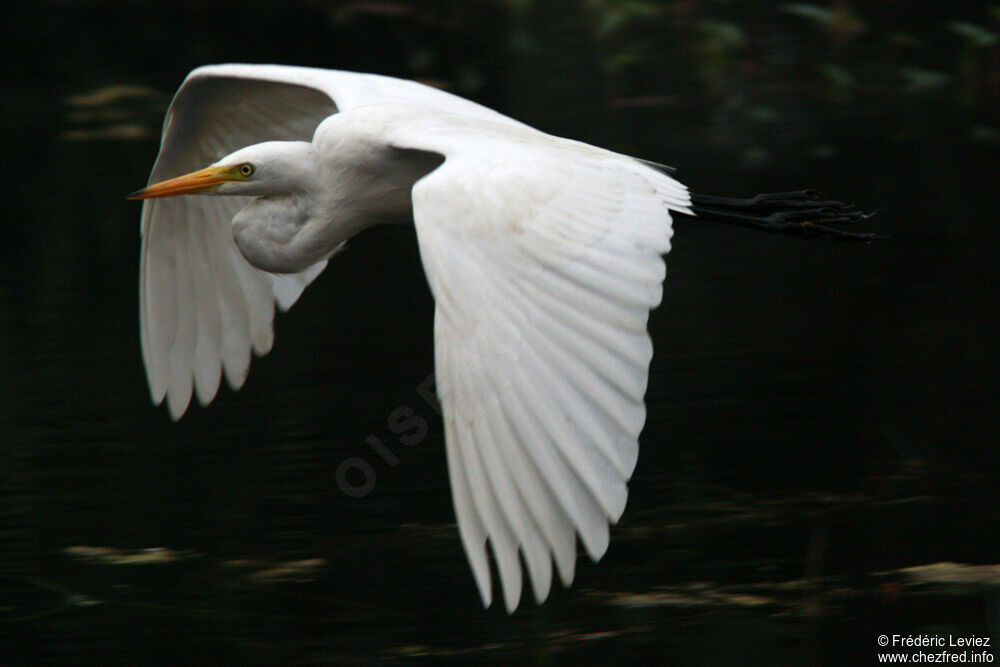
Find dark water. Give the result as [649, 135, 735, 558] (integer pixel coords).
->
[3, 2, 999, 663]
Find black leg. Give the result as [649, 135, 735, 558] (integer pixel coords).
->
[687, 190, 883, 241]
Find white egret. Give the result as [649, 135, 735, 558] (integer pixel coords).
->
[131, 64, 874, 613]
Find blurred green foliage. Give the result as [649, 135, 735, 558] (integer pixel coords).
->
[2, 0, 990, 190]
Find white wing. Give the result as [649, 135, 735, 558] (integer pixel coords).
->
[387, 114, 690, 612]
[140, 64, 525, 419]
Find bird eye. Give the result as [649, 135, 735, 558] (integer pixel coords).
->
[239, 163, 254, 177]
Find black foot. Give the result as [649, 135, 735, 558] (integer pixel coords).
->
[689, 190, 883, 241]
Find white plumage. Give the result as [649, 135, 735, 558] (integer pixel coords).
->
[135, 64, 691, 612]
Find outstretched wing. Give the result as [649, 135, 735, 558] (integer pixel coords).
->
[388, 114, 690, 612]
[140, 64, 523, 419]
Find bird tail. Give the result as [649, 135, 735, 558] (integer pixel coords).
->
[686, 190, 882, 240]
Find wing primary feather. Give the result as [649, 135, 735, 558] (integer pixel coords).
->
[495, 391, 578, 588]
[515, 337, 631, 521]
[501, 370, 612, 561]
[463, 311, 555, 611]
[216, 241, 253, 392]
[451, 352, 523, 612]
[190, 206, 223, 406]
[165, 211, 197, 420]
[485, 261, 638, 501]
[516, 276, 651, 408]
[230, 248, 275, 357]
[480, 396, 557, 601]
[437, 321, 492, 608]
[456, 271, 572, 596]
[139, 201, 176, 406]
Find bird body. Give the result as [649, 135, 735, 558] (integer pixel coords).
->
[218, 103, 687, 273]
[132, 64, 872, 612]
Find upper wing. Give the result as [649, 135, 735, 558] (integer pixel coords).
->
[140, 64, 523, 419]
[390, 117, 690, 612]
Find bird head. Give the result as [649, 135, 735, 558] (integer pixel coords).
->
[129, 141, 315, 200]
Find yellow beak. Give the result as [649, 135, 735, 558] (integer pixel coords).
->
[128, 166, 236, 199]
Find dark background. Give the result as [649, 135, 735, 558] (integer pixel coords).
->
[2, 1, 999, 663]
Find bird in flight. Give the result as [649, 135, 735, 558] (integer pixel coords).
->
[131, 64, 875, 612]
